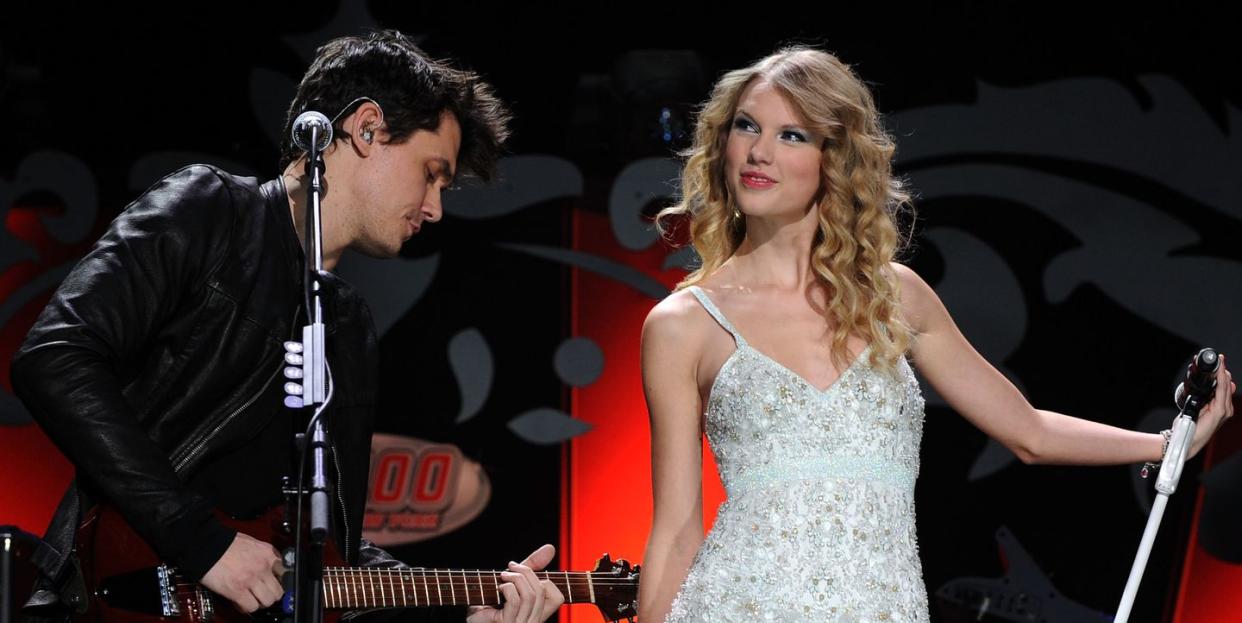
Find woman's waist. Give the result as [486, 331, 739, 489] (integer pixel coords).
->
[718, 454, 918, 495]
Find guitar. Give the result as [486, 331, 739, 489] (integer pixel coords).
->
[76, 504, 639, 622]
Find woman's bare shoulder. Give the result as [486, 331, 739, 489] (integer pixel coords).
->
[644, 287, 712, 342]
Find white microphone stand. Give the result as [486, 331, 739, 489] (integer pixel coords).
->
[1114, 349, 1217, 622]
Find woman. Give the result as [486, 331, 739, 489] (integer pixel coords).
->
[637, 46, 1235, 622]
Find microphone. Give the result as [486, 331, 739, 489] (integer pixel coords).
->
[1174, 348, 1219, 414]
[291, 111, 333, 152]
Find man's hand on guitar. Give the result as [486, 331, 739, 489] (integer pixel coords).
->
[200, 532, 285, 613]
[466, 544, 565, 623]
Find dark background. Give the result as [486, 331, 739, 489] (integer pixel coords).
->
[3, 3, 1240, 621]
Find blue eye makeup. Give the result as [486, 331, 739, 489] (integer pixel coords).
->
[732, 114, 812, 144]
[732, 117, 758, 133]
[780, 130, 808, 143]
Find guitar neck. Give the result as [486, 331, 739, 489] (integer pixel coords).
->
[322, 567, 617, 609]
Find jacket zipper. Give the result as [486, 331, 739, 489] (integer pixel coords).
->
[172, 360, 283, 474]
[330, 443, 352, 561]
[173, 307, 305, 475]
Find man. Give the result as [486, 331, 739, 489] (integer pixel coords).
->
[11, 31, 563, 623]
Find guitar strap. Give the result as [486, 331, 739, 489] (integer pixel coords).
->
[20, 482, 88, 618]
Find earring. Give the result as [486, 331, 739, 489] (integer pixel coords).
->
[361, 128, 374, 144]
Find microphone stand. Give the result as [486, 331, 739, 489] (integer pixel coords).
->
[293, 120, 333, 623]
[1114, 349, 1216, 623]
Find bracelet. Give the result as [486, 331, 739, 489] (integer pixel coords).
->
[1140, 429, 1173, 479]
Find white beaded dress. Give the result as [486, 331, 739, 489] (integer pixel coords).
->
[665, 287, 929, 623]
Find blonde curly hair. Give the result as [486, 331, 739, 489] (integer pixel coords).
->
[659, 46, 914, 370]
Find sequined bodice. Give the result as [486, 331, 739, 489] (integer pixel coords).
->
[665, 287, 929, 623]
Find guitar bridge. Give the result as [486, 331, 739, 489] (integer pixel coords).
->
[157, 565, 183, 617]
[98, 564, 188, 617]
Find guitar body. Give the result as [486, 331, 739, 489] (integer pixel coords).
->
[77, 504, 341, 623]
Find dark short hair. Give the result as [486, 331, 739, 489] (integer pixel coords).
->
[280, 30, 511, 180]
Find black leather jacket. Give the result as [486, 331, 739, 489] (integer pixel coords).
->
[11, 165, 402, 615]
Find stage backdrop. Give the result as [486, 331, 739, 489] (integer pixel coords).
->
[2, 5, 1240, 622]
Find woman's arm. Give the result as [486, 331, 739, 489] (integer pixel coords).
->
[895, 264, 1234, 466]
[637, 294, 712, 623]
